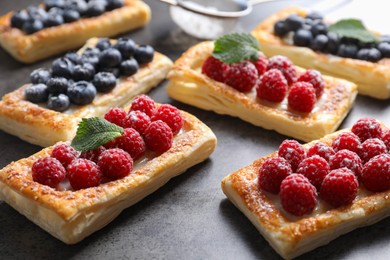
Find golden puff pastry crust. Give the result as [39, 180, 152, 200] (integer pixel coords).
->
[0, 107, 217, 244]
[166, 41, 357, 142]
[221, 127, 390, 259]
[251, 6, 390, 99]
[0, 38, 173, 147]
[0, 0, 150, 63]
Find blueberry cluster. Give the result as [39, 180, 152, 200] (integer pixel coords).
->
[24, 37, 154, 111]
[10, 0, 124, 34]
[274, 12, 390, 62]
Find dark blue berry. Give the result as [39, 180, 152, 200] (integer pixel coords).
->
[44, 11, 64, 27]
[311, 34, 328, 52]
[85, 1, 106, 17]
[99, 48, 122, 68]
[30, 68, 51, 84]
[44, 0, 65, 10]
[81, 52, 100, 68]
[106, 0, 124, 10]
[293, 29, 313, 47]
[47, 94, 70, 112]
[356, 48, 381, 62]
[134, 45, 154, 65]
[25, 84, 49, 103]
[310, 22, 327, 36]
[67, 81, 96, 105]
[26, 6, 49, 24]
[380, 35, 390, 43]
[23, 20, 44, 34]
[337, 44, 358, 58]
[99, 67, 120, 78]
[65, 52, 82, 65]
[52, 57, 74, 78]
[63, 9, 80, 23]
[284, 14, 304, 32]
[378, 42, 390, 58]
[326, 32, 340, 54]
[93, 72, 117, 92]
[66, 0, 88, 15]
[96, 38, 112, 51]
[113, 38, 135, 59]
[305, 12, 323, 21]
[47, 77, 69, 94]
[10, 10, 29, 29]
[273, 20, 288, 37]
[119, 58, 138, 76]
[73, 63, 95, 81]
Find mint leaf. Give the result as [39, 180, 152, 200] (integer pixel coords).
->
[328, 19, 378, 43]
[212, 33, 260, 64]
[71, 117, 124, 152]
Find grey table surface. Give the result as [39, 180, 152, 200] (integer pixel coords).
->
[1, 0, 390, 259]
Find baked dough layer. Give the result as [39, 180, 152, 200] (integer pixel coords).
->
[0, 0, 151, 63]
[251, 6, 390, 99]
[166, 41, 357, 142]
[0, 107, 217, 244]
[0, 38, 173, 147]
[221, 128, 390, 259]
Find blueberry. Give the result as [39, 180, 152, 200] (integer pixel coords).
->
[356, 48, 381, 62]
[119, 58, 139, 76]
[47, 94, 70, 112]
[311, 34, 328, 52]
[113, 38, 136, 59]
[23, 20, 44, 34]
[65, 52, 82, 65]
[106, 0, 124, 10]
[83, 47, 101, 56]
[380, 35, 390, 43]
[99, 48, 122, 68]
[305, 12, 323, 21]
[52, 57, 74, 78]
[81, 50, 100, 68]
[10, 10, 29, 29]
[63, 9, 80, 23]
[134, 45, 154, 65]
[27, 6, 49, 23]
[85, 1, 106, 17]
[66, 0, 88, 15]
[326, 32, 340, 54]
[378, 42, 390, 58]
[45, 11, 64, 27]
[30, 68, 51, 84]
[67, 81, 97, 105]
[93, 72, 117, 92]
[310, 22, 327, 36]
[337, 44, 358, 58]
[25, 84, 49, 103]
[293, 29, 313, 47]
[273, 20, 288, 37]
[46, 77, 69, 94]
[73, 63, 95, 81]
[284, 14, 304, 32]
[44, 0, 65, 10]
[96, 38, 112, 51]
[99, 67, 120, 78]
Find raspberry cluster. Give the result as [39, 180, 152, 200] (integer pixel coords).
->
[31, 95, 183, 190]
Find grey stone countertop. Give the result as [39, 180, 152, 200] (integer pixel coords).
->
[0, 0, 390, 259]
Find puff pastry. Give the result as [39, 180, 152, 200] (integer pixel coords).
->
[166, 41, 357, 142]
[0, 0, 150, 63]
[252, 7, 390, 99]
[0, 38, 173, 147]
[221, 127, 390, 259]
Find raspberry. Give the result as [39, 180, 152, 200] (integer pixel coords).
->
[151, 104, 183, 135]
[32, 157, 66, 188]
[297, 69, 325, 98]
[332, 132, 362, 154]
[297, 155, 330, 190]
[267, 55, 297, 85]
[329, 149, 363, 178]
[51, 144, 79, 167]
[98, 148, 133, 180]
[67, 158, 102, 190]
[252, 52, 268, 76]
[256, 69, 288, 102]
[144, 120, 173, 153]
[201, 56, 228, 83]
[320, 168, 358, 207]
[279, 174, 317, 216]
[360, 138, 387, 163]
[223, 61, 258, 92]
[382, 129, 390, 151]
[115, 128, 146, 160]
[80, 146, 106, 163]
[104, 107, 127, 127]
[123, 110, 151, 135]
[130, 94, 156, 117]
[278, 139, 306, 172]
[258, 157, 292, 194]
[287, 82, 317, 113]
[362, 154, 390, 191]
[307, 142, 335, 162]
[351, 117, 382, 142]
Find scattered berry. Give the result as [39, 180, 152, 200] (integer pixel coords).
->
[297, 69, 325, 98]
[297, 155, 329, 190]
[123, 110, 151, 135]
[256, 69, 288, 102]
[267, 55, 297, 85]
[144, 120, 173, 153]
[252, 52, 268, 76]
[151, 104, 183, 135]
[115, 128, 146, 160]
[329, 149, 363, 178]
[98, 148, 133, 180]
[51, 144, 79, 167]
[130, 94, 157, 117]
[223, 61, 258, 92]
[288, 82, 316, 113]
[201, 56, 228, 83]
[360, 138, 387, 163]
[307, 142, 335, 162]
[258, 157, 292, 194]
[332, 132, 362, 154]
[351, 117, 382, 142]
[278, 139, 306, 172]
[32, 157, 66, 188]
[67, 158, 102, 190]
[104, 107, 127, 127]
[80, 146, 106, 163]
[361, 154, 390, 192]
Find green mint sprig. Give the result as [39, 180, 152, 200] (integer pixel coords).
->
[328, 19, 378, 43]
[212, 33, 260, 64]
[71, 117, 124, 152]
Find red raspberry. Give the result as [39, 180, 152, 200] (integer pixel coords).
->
[80, 146, 106, 163]
[151, 104, 183, 135]
[332, 132, 362, 154]
[320, 168, 358, 207]
[252, 52, 268, 76]
[360, 138, 387, 163]
[201, 56, 228, 83]
[123, 110, 151, 135]
[361, 154, 390, 192]
[278, 139, 306, 172]
[67, 158, 102, 190]
[258, 157, 292, 194]
[329, 149, 363, 178]
[297, 155, 330, 190]
[51, 144, 79, 167]
[256, 69, 288, 102]
[280, 174, 317, 216]
[288, 82, 317, 113]
[382, 129, 390, 151]
[351, 117, 382, 142]
[297, 69, 325, 98]
[115, 128, 146, 160]
[223, 61, 258, 92]
[267, 55, 297, 85]
[307, 142, 335, 162]
[144, 120, 173, 153]
[130, 94, 156, 117]
[98, 148, 133, 180]
[32, 157, 66, 188]
[104, 108, 127, 127]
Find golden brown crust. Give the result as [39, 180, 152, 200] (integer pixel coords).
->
[167, 41, 357, 142]
[0, 106, 217, 244]
[0, 38, 173, 147]
[251, 6, 390, 99]
[0, 0, 151, 63]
